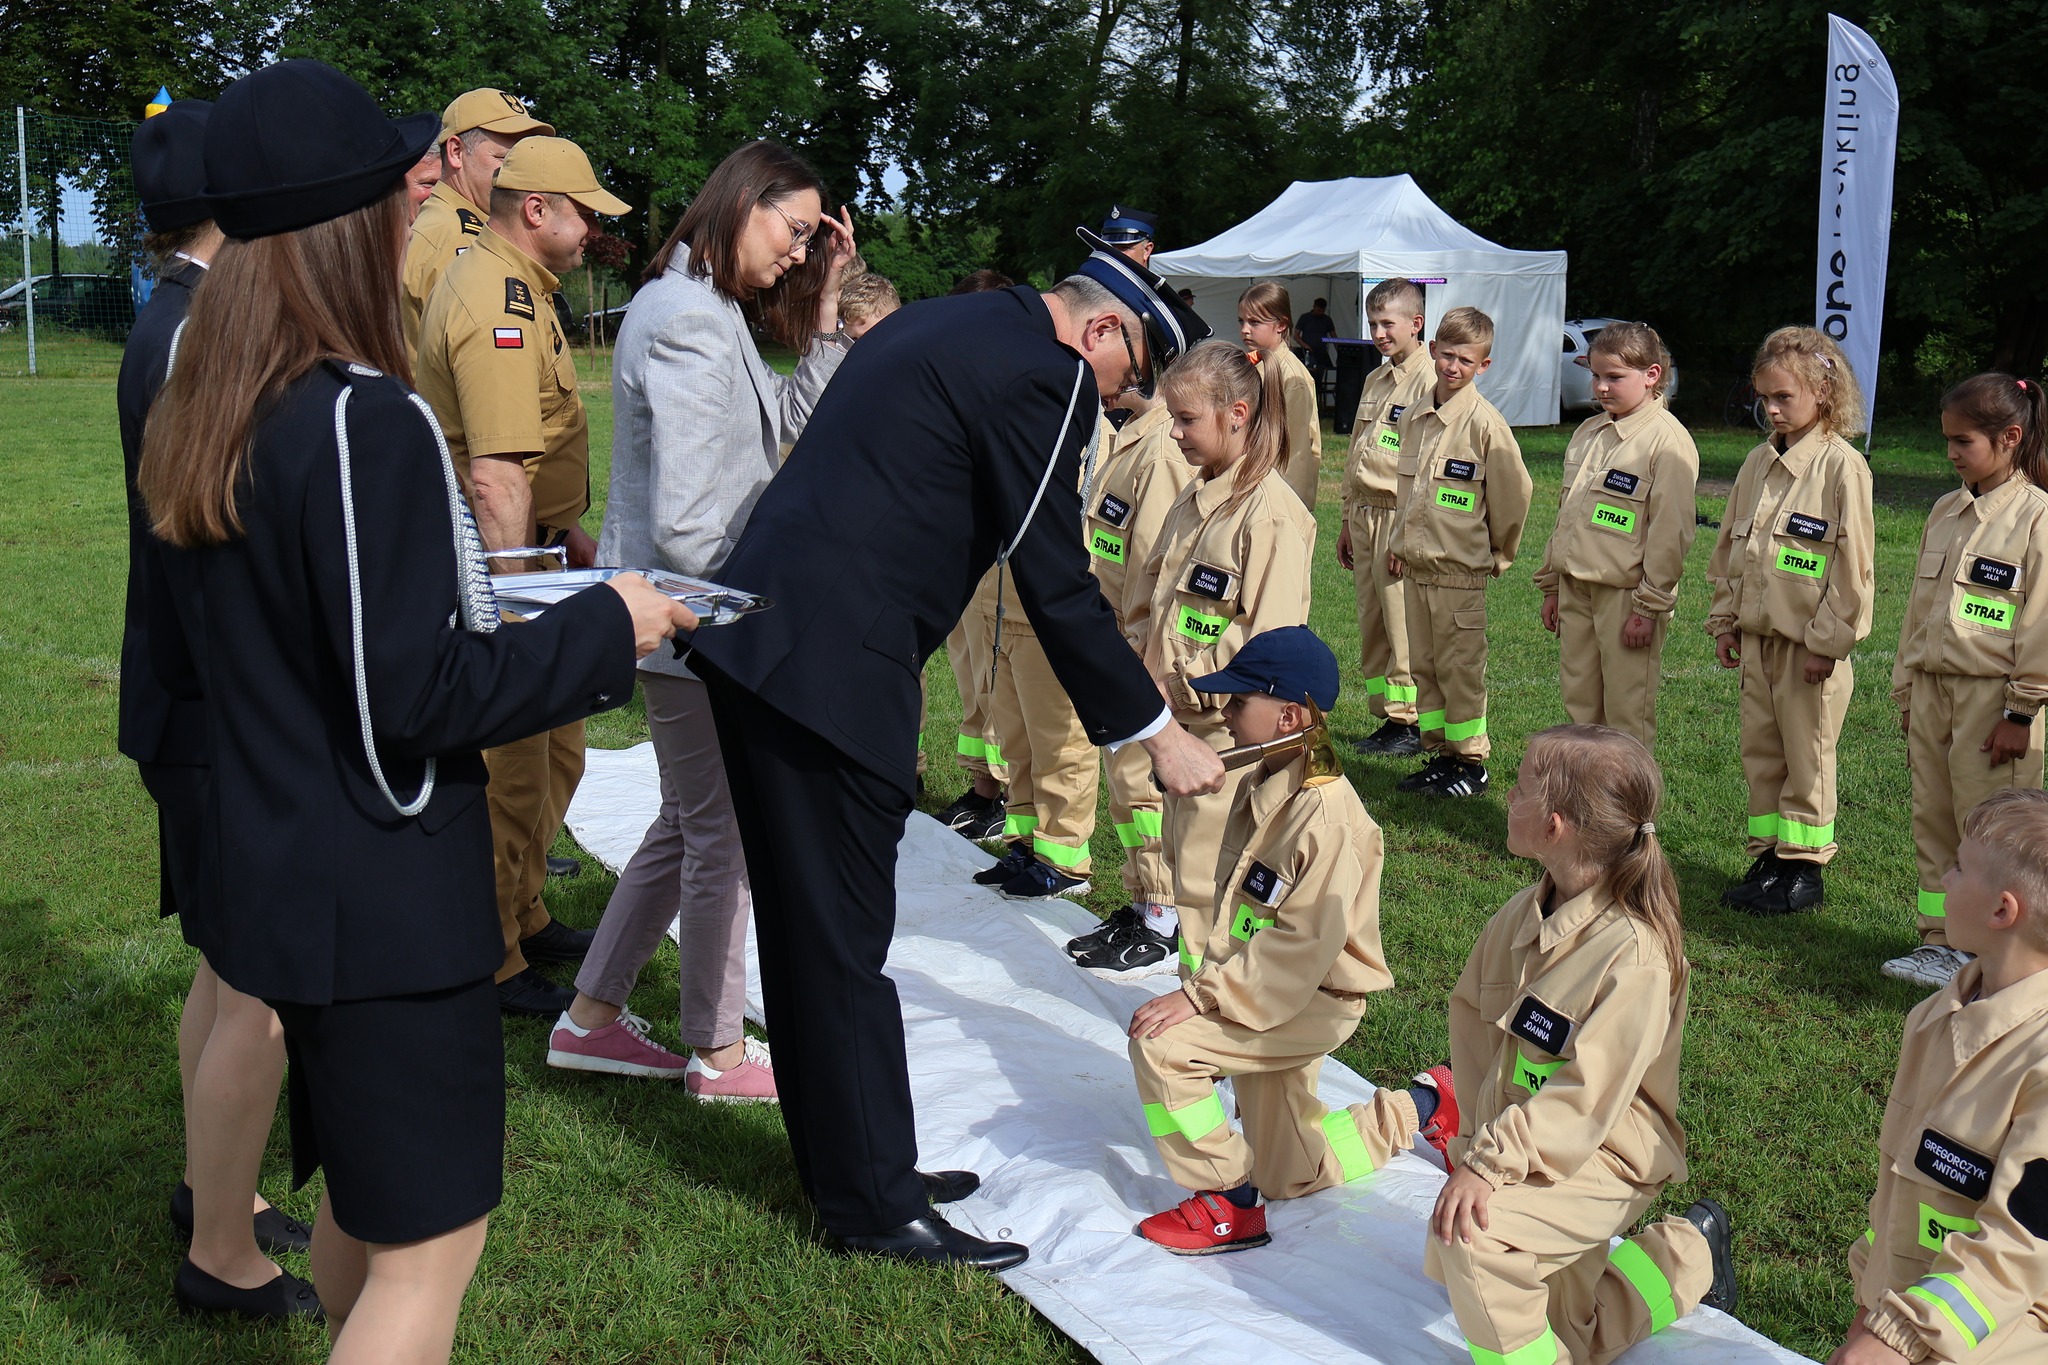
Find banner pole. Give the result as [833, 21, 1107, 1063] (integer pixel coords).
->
[15, 106, 36, 376]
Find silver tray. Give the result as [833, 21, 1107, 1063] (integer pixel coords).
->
[488, 567, 772, 626]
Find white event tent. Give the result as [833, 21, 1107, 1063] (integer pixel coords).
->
[1153, 175, 1569, 425]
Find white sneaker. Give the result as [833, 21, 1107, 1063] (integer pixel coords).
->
[1880, 945, 1973, 990]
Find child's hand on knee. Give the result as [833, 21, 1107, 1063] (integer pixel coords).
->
[1431, 1164, 1493, 1245]
[1129, 988, 1199, 1039]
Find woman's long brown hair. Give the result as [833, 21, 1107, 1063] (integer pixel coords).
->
[644, 139, 833, 355]
[140, 185, 411, 547]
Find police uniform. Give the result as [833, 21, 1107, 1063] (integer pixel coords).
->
[947, 568, 1009, 786]
[1891, 476, 2048, 943]
[1087, 403, 1194, 904]
[1341, 344, 1433, 725]
[1257, 345, 1323, 513]
[1432, 878, 1715, 1365]
[1130, 752, 1403, 1200]
[1705, 428, 1876, 865]
[1532, 402, 1700, 749]
[1849, 959, 2048, 1362]
[1139, 470, 1315, 926]
[1388, 381, 1532, 762]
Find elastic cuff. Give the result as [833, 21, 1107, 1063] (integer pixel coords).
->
[1862, 1307, 1932, 1363]
[1462, 1156, 1507, 1190]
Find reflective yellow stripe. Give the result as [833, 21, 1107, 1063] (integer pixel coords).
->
[1131, 809, 1163, 838]
[1178, 936, 1203, 973]
[1608, 1238, 1679, 1333]
[1419, 708, 1448, 731]
[1322, 1110, 1376, 1182]
[1442, 714, 1487, 742]
[1513, 1049, 1564, 1093]
[1003, 813, 1038, 839]
[1775, 814, 1835, 848]
[1747, 812, 1778, 839]
[1143, 1102, 1178, 1138]
[1033, 836, 1088, 869]
[1906, 1273, 1995, 1349]
[1144, 1091, 1226, 1142]
[1364, 675, 1388, 696]
[1467, 1324, 1560, 1365]
[1919, 888, 1947, 919]
[1918, 1202, 1980, 1252]
[955, 733, 985, 758]
[1115, 822, 1144, 849]
[1385, 682, 1418, 704]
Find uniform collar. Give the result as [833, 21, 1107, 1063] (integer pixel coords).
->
[1420, 377, 1481, 424]
[1391, 345, 1432, 382]
[1113, 401, 1172, 452]
[1769, 426, 1833, 478]
[473, 224, 559, 294]
[1244, 752, 1309, 827]
[1512, 875, 1618, 953]
[1606, 401, 1661, 441]
[1191, 463, 1241, 514]
[1966, 470, 2033, 514]
[1933, 960, 2048, 1066]
[426, 180, 473, 215]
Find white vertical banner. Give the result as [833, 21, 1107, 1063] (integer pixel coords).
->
[1816, 14, 1899, 431]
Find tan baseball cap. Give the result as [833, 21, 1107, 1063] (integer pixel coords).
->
[494, 136, 631, 216]
[437, 88, 553, 144]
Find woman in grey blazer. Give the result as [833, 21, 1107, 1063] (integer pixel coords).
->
[550, 142, 855, 1095]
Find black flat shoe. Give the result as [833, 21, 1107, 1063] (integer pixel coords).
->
[498, 967, 575, 1017]
[168, 1183, 314, 1254]
[519, 919, 595, 964]
[545, 855, 581, 878]
[920, 1170, 981, 1204]
[1683, 1198, 1738, 1315]
[835, 1211, 1027, 1271]
[173, 1258, 323, 1321]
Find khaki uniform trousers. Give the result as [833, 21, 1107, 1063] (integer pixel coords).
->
[1557, 578, 1668, 751]
[1425, 1155, 1714, 1365]
[986, 620, 1097, 875]
[1106, 740, 1171, 904]
[1740, 632, 1851, 864]
[1348, 501, 1416, 724]
[1163, 715, 1254, 923]
[945, 610, 1007, 784]
[1907, 670, 2045, 944]
[484, 718, 585, 981]
[1407, 579, 1493, 760]
[1129, 989, 1419, 1198]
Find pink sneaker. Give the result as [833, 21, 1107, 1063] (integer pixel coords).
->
[546, 1011, 689, 1079]
[686, 1037, 778, 1104]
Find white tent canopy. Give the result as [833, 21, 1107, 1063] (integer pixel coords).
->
[1153, 176, 1568, 425]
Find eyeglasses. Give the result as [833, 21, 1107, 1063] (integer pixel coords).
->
[764, 199, 816, 254]
[1114, 321, 1150, 396]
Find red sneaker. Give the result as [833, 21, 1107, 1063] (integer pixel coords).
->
[1415, 1064, 1459, 1156]
[1137, 1192, 1271, 1256]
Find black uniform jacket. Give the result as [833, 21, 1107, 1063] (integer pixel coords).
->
[117, 261, 207, 765]
[153, 362, 635, 1005]
[690, 286, 1161, 793]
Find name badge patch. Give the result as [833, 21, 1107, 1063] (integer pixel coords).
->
[1096, 492, 1133, 529]
[1776, 545, 1826, 579]
[1916, 1129, 1995, 1201]
[1088, 526, 1126, 564]
[1436, 486, 1476, 513]
[1240, 860, 1288, 907]
[1442, 459, 1478, 480]
[1185, 563, 1236, 601]
[1602, 469, 1641, 496]
[492, 327, 523, 349]
[1970, 557, 2019, 590]
[1591, 503, 1637, 535]
[1785, 512, 1831, 541]
[1508, 996, 1574, 1055]
[504, 278, 537, 320]
[1389, 403, 1407, 423]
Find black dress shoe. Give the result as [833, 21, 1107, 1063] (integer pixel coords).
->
[1720, 852, 1781, 908]
[1747, 860, 1823, 916]
[498, 967, 575, 1017]
[1355, 720, 1423, 757]
[173, 1258, 323, 1321]
[545, 855, 581, 878]
[1683, 1198, 1738, 1315]
[919, 1170, 981, 1204]
[519, 918, 595, 963]
[835, 1211, 1028, 1271]
[169, 1183, 313, 1254]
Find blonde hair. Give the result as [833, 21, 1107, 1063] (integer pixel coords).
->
[1238, 281, 1291, 330]
[1521, 724, 1688, 992]
[1589, 321, 1674, 398]
[1752, 325, 1865, 437]
[1159, 339, 1289, 514]
[838, 265, 900, 329]
[1365, 276, 1425, 319]
[1435, 305, 1494, 353]
[1962, 789, 2048, 948]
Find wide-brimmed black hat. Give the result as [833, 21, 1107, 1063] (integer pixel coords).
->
[1069, 231, 1210, 398]
[133, 100, 214, 232]
[203, 59, 438, 240]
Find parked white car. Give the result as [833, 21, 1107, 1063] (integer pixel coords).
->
[1561, 317, 1680, 413]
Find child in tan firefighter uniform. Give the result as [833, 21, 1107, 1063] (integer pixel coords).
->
[1829, 788, 2048, 1365]
[1125, 627, 1457, 1253]
[1885, 375, 2048, 991]
[1340, 277, 1435, 759]
[1066, 392, 1197, 970]
[1237, 282, 1323, 514]
[1533, 321, 1700, 750]
[1388, 306, 1533, 798]
[1707, 326, 1875, 915]
[1430, 723, 1735, 1365]
[1114, 341, 1316, 973]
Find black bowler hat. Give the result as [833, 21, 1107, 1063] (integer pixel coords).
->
[203, 59, 438, 240]
[133, 100, 214, 232]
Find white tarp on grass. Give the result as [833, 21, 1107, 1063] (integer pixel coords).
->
[566, 743, 1809, 1365]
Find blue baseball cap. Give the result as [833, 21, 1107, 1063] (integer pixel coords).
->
[1189, 626, 1340, 710]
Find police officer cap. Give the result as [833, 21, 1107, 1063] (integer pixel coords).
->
[1066, 243, 1209, 397]
[438, 88, 555, 145]
[1188, 626, 1340, 711]
[202, 60, 438, 240]
[132, 100, 213, 232]
[494, 137, 632, 217]
[1096, 204, 1158, 245]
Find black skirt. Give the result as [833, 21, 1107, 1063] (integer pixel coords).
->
[271, 977, 504, 1243]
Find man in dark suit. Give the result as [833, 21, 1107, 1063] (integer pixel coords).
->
[690, 248, 1227, 1269]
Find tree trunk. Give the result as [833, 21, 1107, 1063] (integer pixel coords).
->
[1632, 89, 1660, 172]
[1173, 0, 1195, 109]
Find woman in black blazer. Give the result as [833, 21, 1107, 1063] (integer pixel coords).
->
[139, 61, 693, 1360]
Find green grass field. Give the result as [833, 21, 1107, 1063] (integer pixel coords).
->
[0, 334, 1956, 1362]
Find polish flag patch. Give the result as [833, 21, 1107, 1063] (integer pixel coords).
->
[493, 327, 523, 348]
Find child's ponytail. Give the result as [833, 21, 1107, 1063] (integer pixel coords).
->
[1158, 339, 1291, 513]
[1943, 372, 2047, 489]
[1236, 350, 1290, 510]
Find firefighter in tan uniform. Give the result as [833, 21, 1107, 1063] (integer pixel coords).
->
[1833, 788, 2048, 1365]
[1339, 278, 1434, 757]
[1883, 374, 2048, 991]
[1707, 327, 1875, 917]
[1430, 724, 1734, 1365]
[401, 88, 552, 355]
[1533, 322, 1699, 751]
[1388, 306, 1532, 799]
[933, 566, 1009, 840]
[413, 137, 631, 1015]
[1238, 282, 1323, 512]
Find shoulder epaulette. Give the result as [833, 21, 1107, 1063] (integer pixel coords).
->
[504, 278, 536, 320]
[457, 206, 485, 236]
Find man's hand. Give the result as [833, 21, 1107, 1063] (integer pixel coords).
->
[605, 573, 699, 659]
[1386, 552, 1406, 580]
[1431, 1165, 1493, 1246]
[1128, 987, 1199, 1039]
[1143, 721, 1226, 797]
[1337, 522, 1354, 571]
[1539, 593, 1559, 634]
[1803, 650, 1838, 685]
[1621, 612, 1655, 649]
[1826, 1314, 1908, 1365]
[1715, 632, 1742, 669]
[563, 524, 598, 570]
[1983, 716, 2032, 766]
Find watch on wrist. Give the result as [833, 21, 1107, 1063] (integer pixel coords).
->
[2005, 708, 2036, 726]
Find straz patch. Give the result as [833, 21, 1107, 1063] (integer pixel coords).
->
[1970, 557, 2019, 591]
[1436, 485, 1477, 513]
[456, 206, 485, 236]
[1096, 492, 1133, 529]
[1958, 594, 2015, 631]
[1441, 459, 1478, 480]
[1240, 860, 1288, 908]
[1601, 469, 1641, 496]
[1917, 1129, 1995, 1201]
[1377, 428, 1401, 451]
[1175, 603, 1228, 643]
[492, 327, 524, 349]
[1775, 545, 1826, 579]
[1785, 512, 1831, 541]
[1918, 1203, 1980, 1252]
[1230, 904, 1276, 942]
[1513, 1050, 1565, 1093]
[1184, 563, 1236, 601]
[1591, 502, 1637, 535]
[504, 278, 537, 320]
[1088, 526, 1126, 564]
[1508, 996, 1574, 1055]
